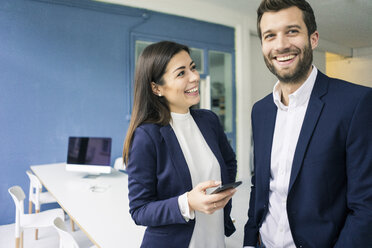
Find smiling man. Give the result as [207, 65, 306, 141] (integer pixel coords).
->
[243, 0, 372, 247]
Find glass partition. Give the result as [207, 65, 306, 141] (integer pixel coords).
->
[135, 40, 152, 65]
[208, 50, 233, 133]
[189, 48, 204, 74]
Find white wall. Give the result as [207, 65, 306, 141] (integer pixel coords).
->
[250, 34, 277, 105]
[313, 50, 326, 73]
[326, 51, 372, 87]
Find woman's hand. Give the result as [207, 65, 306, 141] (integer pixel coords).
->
[187, 180, 237, 215]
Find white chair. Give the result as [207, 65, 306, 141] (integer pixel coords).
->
[8, 185, 65, 248]
[26, 170, 57, 239]
[53, 217, 96, 248]
[26, 170, 76, 234]
[53, 217, 80, 248]
[113, 157, 126, 171]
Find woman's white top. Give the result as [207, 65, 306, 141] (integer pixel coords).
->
[170, 111, 225, 248]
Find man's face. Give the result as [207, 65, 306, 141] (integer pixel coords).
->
[260, 6, 319, 84]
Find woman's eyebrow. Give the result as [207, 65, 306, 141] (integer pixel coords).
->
[172, 61, 195, 73]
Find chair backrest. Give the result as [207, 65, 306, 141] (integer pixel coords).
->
[8, 186, 26, 235]
[113, 157, 126, 171]
[8, 186, 25, 213]
[26, 170, 42, 202]
[53, 217, 80, 248]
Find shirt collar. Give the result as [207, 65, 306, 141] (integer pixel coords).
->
[170, 111, 191, 126]
[272, 66, 318, 110]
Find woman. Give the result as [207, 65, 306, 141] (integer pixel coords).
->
[123, 41, 237, 248]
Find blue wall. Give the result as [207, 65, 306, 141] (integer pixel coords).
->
[0, 0, 234, 225]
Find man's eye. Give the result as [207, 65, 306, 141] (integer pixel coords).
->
[177, 71, 185, 77]
[288, 30, 299, 34]
[264, 34, 274, 40]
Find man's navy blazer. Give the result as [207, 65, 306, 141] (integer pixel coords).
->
[127, 109, 237, 248]
[244, 71, 372, 247]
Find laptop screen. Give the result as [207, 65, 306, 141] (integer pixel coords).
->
[67, 137, 111, 166]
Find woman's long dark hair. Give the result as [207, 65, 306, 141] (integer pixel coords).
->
[123, 41, 190, 164]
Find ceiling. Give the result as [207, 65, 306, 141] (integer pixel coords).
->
[198, 0, 372, 49]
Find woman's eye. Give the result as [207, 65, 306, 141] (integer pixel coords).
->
[191, 64, 197, 71]
[177, 71, 185, 77]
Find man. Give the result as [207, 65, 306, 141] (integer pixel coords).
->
[244, 0, 372, 247]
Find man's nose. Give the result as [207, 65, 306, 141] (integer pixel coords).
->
[275, 34, 291, 51]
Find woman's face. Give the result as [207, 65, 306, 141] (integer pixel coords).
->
[156, 50, 200, 114]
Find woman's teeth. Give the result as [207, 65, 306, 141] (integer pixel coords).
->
[185, 87, 198, 93]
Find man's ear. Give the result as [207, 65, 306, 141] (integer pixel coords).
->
[310, 31, 319, 50]
[151, 82, 162, 97]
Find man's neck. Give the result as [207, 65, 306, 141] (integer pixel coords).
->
[280, 83, 303, 106]
[279, 66, 313, 106]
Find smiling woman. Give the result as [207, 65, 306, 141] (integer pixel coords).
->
[151, 50, 200, 114]
[122, 41, 238, 248]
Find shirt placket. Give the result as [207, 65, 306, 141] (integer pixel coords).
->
[275, 100, 296, 247]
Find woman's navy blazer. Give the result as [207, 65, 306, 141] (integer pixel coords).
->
[127, 109, 237, 248]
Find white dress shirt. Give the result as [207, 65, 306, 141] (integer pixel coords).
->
[245, 66, 318, 248]
[170, 111, 225, 248]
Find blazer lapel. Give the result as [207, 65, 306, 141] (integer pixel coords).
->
[288, 72, 328, 192]
[160, 125, 193, 191]
[191, 111, 218, 153]
[191, 110, 231, 182]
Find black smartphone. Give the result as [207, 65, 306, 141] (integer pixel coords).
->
[210, 181, 242, 194]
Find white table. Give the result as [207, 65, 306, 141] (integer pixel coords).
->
[31, 163, 145, 248]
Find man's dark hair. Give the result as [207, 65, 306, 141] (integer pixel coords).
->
[257, 0, 317, 40]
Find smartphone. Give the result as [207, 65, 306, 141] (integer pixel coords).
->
[210, 181, 242, 194]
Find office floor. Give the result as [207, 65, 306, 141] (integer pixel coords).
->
[0, 179, 250, 248]
[0, 217, 95, 248]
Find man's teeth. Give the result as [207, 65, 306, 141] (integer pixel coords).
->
[276, 55, 295, 62]
[185, 87, 198, 93]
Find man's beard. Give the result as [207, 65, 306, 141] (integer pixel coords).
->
[264, 41, 313, 84]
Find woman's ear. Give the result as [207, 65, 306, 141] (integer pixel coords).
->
[151, 82, 162, 97]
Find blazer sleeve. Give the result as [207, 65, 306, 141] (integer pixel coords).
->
[334, 89, 372, 246]
[127, 126, 187, 227]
